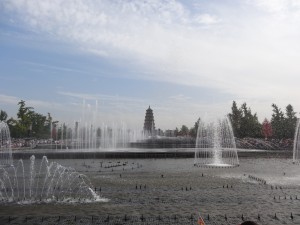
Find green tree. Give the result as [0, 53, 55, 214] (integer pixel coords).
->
[229, 101, 261, 138]
[228, 101, 242, 137]
[239, 103, 262, 138]
[10, 100, 34, 137]
[270, 104, 298, 139]
[7, 117, 18, 137]
[189, 118, 201, 138]
[284, 104, 297, 138]
[179, 125, 189, 136]
[30, 112, 47, 138]
[44, 113, 53, 138]
[8, 100, 56, 138]
[271, 104, 285, 139]
[0, 110, 8, 121]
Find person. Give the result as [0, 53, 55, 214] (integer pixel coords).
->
[197, 215, 205, 225]
[240, 221, 258, 225]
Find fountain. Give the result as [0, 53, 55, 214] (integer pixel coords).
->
[56, 122, 145, 150]
[293, 119, 300, 163]
[194, 116, 239, 167]
[0, 121, 104, 204]
[0, 121, 13, 167]
[51, 100, 146, 150]
[0, 155, 104, 203]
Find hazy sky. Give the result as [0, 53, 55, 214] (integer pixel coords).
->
[1, 0, 300, 129]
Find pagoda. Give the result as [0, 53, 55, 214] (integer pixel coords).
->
[143, 106, 155, 135]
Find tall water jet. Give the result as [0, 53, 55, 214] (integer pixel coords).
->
[52, 100, 146, 150]
[194, 116, 239, 167]
[59, 121, 145, 150]
[0, 121, 13, 167]
[293, 119, 300, 163]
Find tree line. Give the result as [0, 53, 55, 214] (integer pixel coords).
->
[0, 100, 55, 139]
[228, 101, 297, 139]
[175, 101, 298, 140]
[1, 100, 298, 140]
[174, 118, 200, 138]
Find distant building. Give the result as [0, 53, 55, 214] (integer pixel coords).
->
[143, 106, 155, 135]
[157, 128, 164, 136]
[165, 129, 176, 137]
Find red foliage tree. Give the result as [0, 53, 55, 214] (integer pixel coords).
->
[262, 118, 273, 139]
[51, 123, 57, 140]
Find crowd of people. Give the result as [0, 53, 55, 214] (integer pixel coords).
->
[236, 138, 294, 150]
[5, 137, 295, 151]
[9, 138, 55, 149]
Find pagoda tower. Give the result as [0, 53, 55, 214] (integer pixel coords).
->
[143, 106, 155, 135]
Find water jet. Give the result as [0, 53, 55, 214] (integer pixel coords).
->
[194, 116, 239, 167]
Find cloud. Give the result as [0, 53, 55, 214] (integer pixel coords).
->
[194, 13, 220, 25]
[85, 48, 108, 57]
[169, 94, 191, 101]
[0, 93, 66, 111]
[0, 94, 19, 105]
[26, 99, 63, 110]
[2, 0, 300, 115]
[22, 61, 88, 74]
[248, 0, 300, 13]
[58, 91, 145, 103]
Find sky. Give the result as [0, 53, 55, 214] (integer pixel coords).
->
[1, 0, 300, 130]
